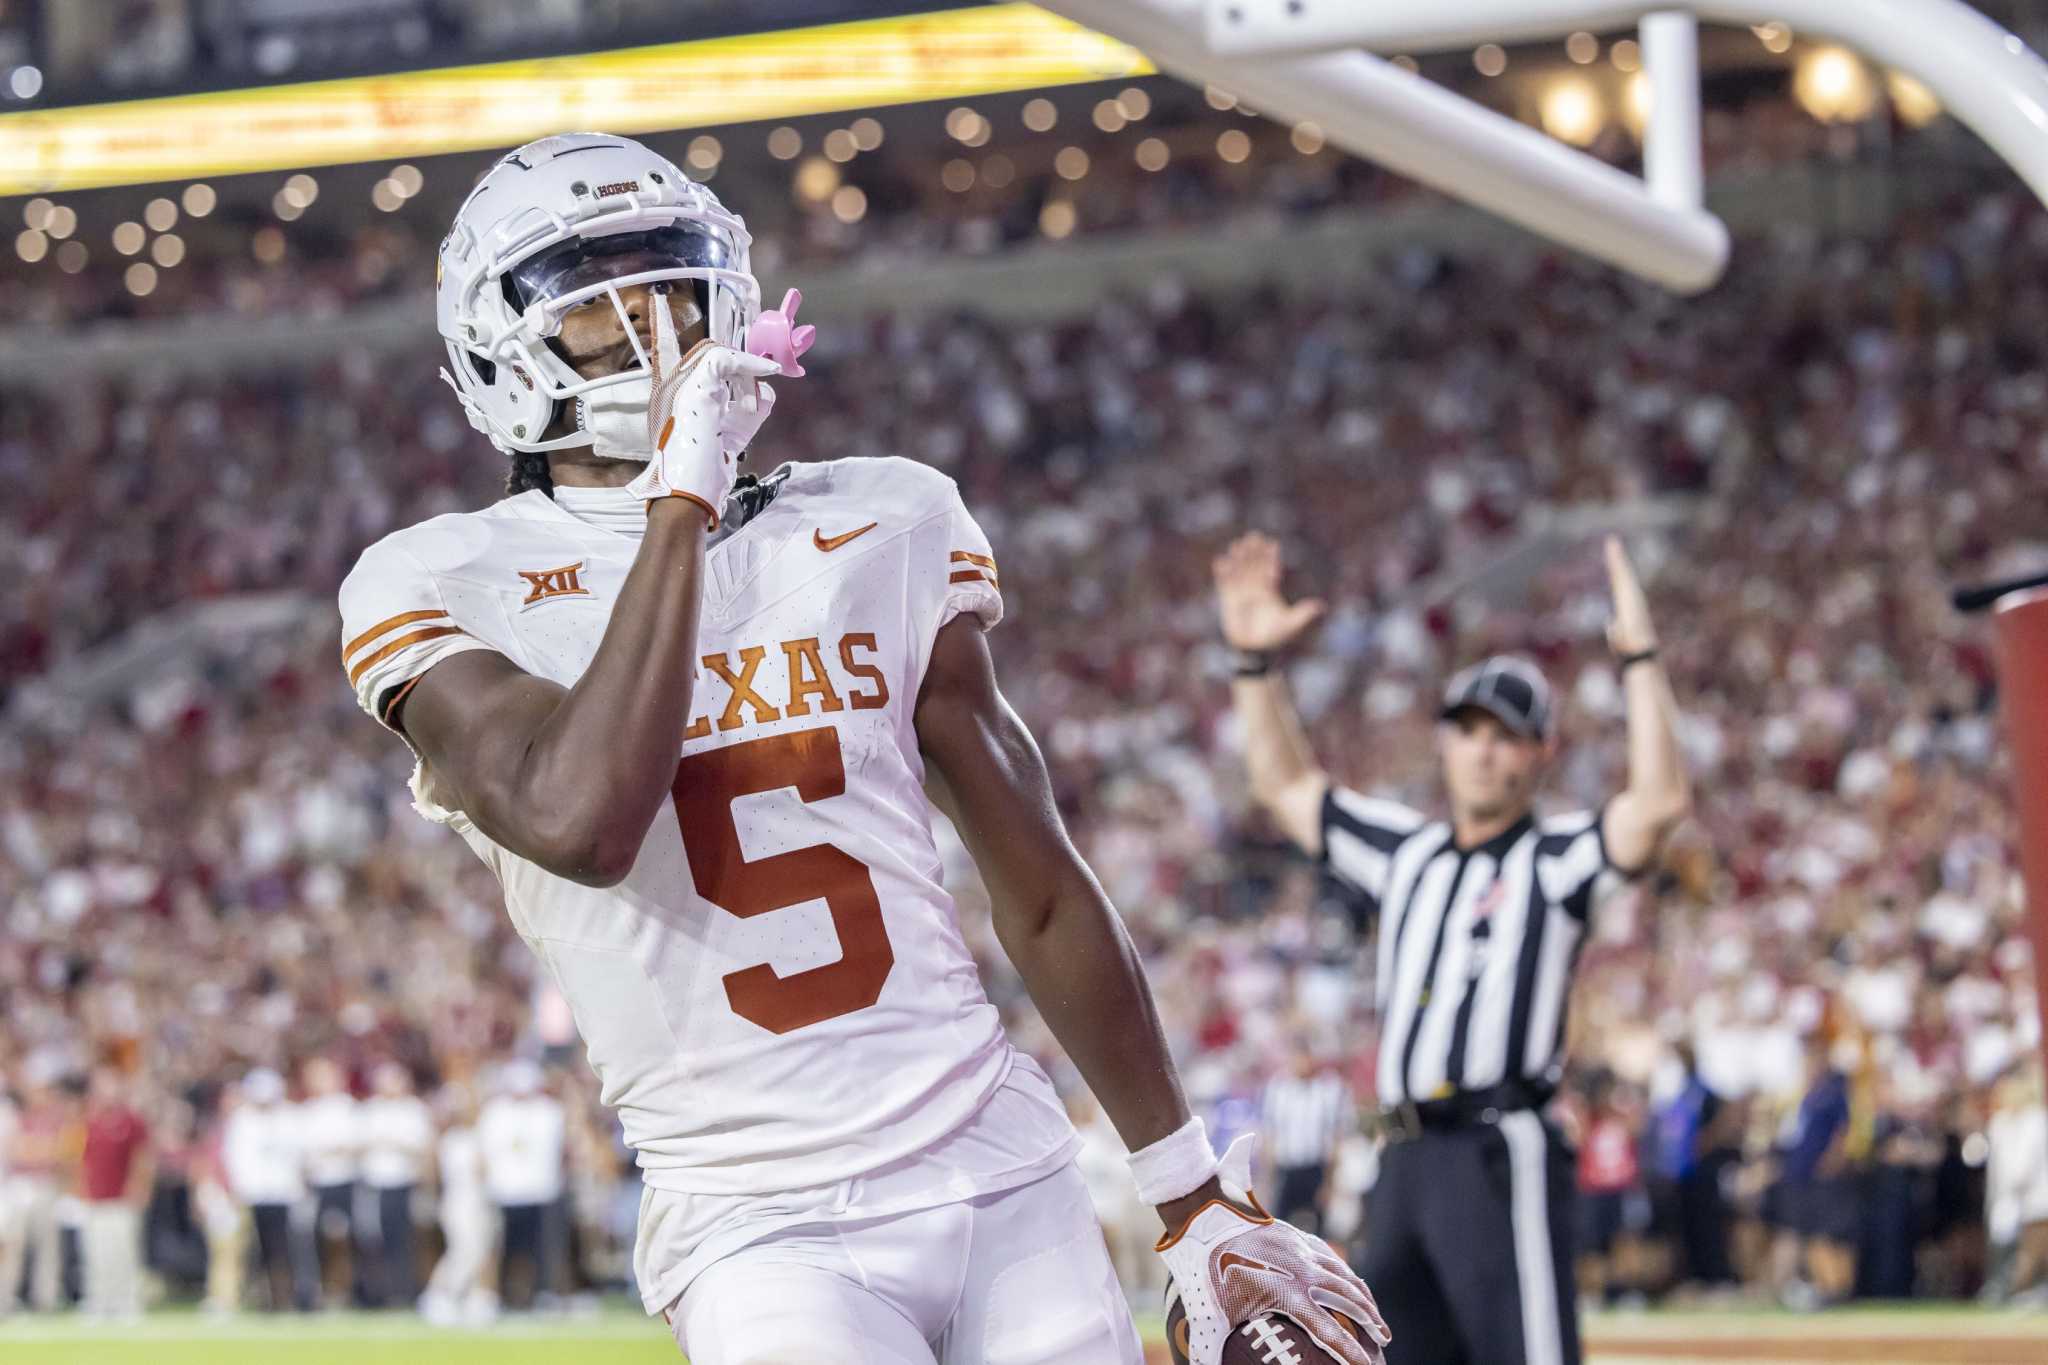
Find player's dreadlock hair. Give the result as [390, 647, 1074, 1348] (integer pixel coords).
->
[507, 449, 554, 498]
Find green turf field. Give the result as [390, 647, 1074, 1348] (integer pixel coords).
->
[2, 1303, 2044, 1365]
[0, 1305, 678, 1365]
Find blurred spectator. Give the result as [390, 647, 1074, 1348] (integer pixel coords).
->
[1651, 1041, 1739, 1290]
[1984, 1062, 2048, 1303]
[359, 1061, 432, 1308]
[223, 1068, 312, 1312]
[1772, 1036, 1857, 1308]
[421, 1080, 495, 1325]
[77, 1066, 152, 1318]
[478, 1062, 565, 1312]
[190, 1085, 247, 1315]
[1858, 1072, 1945, 1298]
[1259, 1044, 1350, 1236]
[1574, 1071, 1646, 1306]
[140, 1094, 207, 1299]
[0, 1065, 75, 1313]
[299, 1056, 366, 1307]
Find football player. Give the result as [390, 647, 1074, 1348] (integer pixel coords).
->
[339, 133, 1386, 1365]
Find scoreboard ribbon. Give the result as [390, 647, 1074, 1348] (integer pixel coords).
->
[0, 4, 1151, 194]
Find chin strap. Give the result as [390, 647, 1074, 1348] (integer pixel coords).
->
[576, 372, 659, 464]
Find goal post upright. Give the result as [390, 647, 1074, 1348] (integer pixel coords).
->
[1992, 592, 2048, 1085]
[1641, 12, 1703, 211]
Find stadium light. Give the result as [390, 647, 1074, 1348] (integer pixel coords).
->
[1794, 46, 1878, 122]
[1539, 78, 1605, 146]
[1887, 71, 1942, 127]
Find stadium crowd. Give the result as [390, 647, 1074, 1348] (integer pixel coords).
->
[2, 177, 2046, 1315]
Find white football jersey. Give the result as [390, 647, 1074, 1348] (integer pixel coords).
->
[339, 458, 1025, 1198]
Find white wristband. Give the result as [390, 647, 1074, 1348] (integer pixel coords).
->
[1128, 1115, 1220, 1206]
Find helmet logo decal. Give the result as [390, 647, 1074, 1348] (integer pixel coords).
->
[595, 179, 639, 198]
[510, 363, 534, 391]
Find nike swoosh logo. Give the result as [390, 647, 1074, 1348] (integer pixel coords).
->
[814, 522, 878, 552]
[1216, 1251, 1281, 1280]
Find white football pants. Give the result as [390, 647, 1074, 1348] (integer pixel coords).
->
[79, 1202, 143, 1318]
[667, 1161, 1142, 1365]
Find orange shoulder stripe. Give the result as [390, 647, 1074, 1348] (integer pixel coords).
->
[348, 625, 466, 685]
[344, 608, 448, 662]
[949, 550, 997, 569]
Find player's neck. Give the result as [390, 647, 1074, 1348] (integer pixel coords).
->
[548, 448, 638, 488]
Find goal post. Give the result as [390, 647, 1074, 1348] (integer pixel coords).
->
[1202, 0, 2048, 217]
[1032, 0, 1730, 292]
[1039, 1, 2048, 294]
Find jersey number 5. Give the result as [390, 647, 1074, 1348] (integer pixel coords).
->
[672, 726, 895, 1034]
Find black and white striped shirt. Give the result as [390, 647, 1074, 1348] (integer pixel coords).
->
[1320, 787, 1630, 1107]
[1260, 1073, 1353, 1169]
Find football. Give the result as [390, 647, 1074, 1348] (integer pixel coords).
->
[1164, 1297, 1357, 1365]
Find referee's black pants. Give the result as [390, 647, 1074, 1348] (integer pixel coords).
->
[1356, 1112, 1580, 1365]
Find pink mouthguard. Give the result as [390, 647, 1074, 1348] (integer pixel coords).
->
[745, 288, 817, 378]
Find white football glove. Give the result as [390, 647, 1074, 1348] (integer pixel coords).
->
[624, 296, 781, 525]
[719, 376, 777, 464]
[1158, 1137, 1391, 1365]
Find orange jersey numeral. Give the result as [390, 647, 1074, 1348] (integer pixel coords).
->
[672, 726, 895, 1034]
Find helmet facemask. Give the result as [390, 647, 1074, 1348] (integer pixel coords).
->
[497, 224, 748, 462]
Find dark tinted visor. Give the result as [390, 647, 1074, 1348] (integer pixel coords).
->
[506, 225, 733, 311]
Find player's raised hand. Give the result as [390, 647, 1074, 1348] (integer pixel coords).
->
[627, 292, 779, 524]
[1603, 535, 1658, 656]
[1213, 532, 1326, 653]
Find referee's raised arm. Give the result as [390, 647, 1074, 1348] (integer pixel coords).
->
[1597, 535, 1694, 872]
[1213, 532, 1333, 856]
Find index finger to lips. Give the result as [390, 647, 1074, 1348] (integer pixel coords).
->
[652, 292, 682, 375]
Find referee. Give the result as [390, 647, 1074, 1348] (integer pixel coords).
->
[1212, 532, 1691, 1365]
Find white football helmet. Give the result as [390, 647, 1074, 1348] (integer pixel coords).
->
[435, 131, 762, 458]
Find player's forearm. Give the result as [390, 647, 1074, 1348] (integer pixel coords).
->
[997, 880, 1193, 1153]
[515, 499, 711, 878]
[1619, 657, 1690, 824]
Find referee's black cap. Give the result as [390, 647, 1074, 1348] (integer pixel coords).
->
[1439, 655, 1552, 740]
